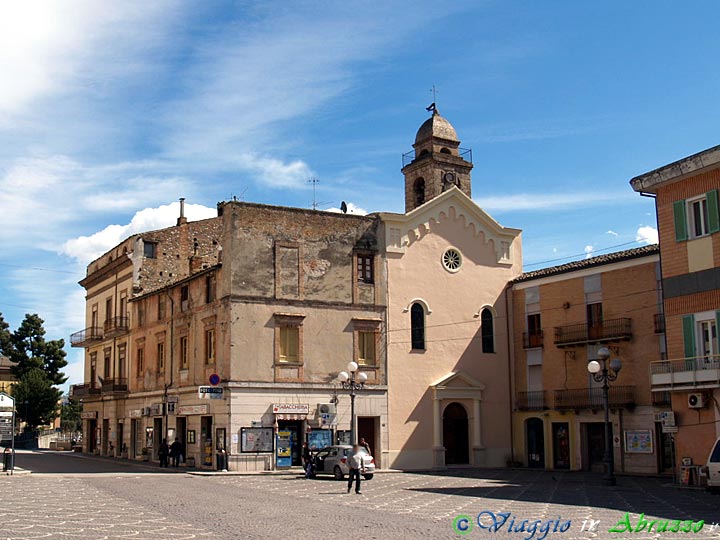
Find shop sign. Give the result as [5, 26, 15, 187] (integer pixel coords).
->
[80, 411, 97, 419]
[178, 404, 209, 416]
[149, 403, 163, 416]
[272, 403, 309, 415]
[129, 409, 143, 418]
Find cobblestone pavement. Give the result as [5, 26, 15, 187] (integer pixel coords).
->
[1, 452, 719, 540]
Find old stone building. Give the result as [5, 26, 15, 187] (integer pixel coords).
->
[73, 200, 388, 470]
[631, 146, 720, 475]
[511, 246, 671, 474]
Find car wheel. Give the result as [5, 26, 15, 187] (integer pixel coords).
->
[363, 474, 374, 480]
[333, 466, 344, 480]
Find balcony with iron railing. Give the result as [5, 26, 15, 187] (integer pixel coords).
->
[70, 382, 101, 398]
[101, 378, 128, 394]
[554, 385, 636, 410]
[103, 317, 129, 338]
[554, 318, 632, 347]
[402, 147, 473, 168]
[70, 327, 103, 348]
[523, 331, 544, 349]
[653, 313, 665, 334]
[516, 391, 547, 411]
[650, 354, 720, 390]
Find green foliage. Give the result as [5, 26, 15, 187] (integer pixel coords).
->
[11, 368, 62, 430]
[60, 398, 83, 433]
[4, 313, 67, 386]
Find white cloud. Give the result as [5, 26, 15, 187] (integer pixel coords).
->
[475, 191, 635, 212]
[584, 245, 594, 259]
[606, 230, 619, 237]
[238, 153, 314, 189]
[636, 225, 658, 245]
[61, 201, 217, 265]
[326, 202, 368, 215]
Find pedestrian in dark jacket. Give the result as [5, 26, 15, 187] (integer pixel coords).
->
[159, 439, 169, 468]
[170, 438, 183, 467]
[302, 442, 313, 478]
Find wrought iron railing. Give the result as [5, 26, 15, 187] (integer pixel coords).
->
[554, 385, 635, 410]
[516, 391, 547, 410]
[101, 378, 128, 393]
[554, 317, 632, 346]
[402, 147, 473, 167]
[650, 355, 720, 374]
[70, 327, 103, 347]
[523, 331, 544, 349]
[71, 383, 101, 397]
[103, 317, 129, 336]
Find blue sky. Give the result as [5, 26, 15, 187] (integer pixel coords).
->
[1, 1, 719, 387]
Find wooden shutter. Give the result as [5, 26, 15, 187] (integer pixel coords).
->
[707, 190, 720, 234]
[673, 200, 688, 241]
[682, 314, 696, 358]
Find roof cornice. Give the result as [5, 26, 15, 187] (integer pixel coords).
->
[630, 144, 720, 193]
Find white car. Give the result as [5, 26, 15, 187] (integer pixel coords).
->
[702, 437, 720, 492]
[311, 445, 376, 480]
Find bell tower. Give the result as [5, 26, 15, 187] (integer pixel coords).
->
[402, 109, 473, 213]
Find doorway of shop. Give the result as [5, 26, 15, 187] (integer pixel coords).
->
[552, 422, 570, 469]
[656, 424, 674, 474]
[87, 419, 97, 454]
[443, 402, 469, 465]
[176, 416, 187, 461]
[526, 418, 545, 468]
[116, 421, 123, 457]
[277, 420, 303, 466]
[582, 422, 605, 472]
[201, 416, 213, 468]
[102, 419, 109, 456]
[153, 418, 163, 461]
[357, 416, 379, 468]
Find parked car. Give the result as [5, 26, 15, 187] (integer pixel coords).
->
[701, 437, 720, 492]
[311, 445, 375, 480]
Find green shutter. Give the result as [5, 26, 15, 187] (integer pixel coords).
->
[716, 310, 720, 353]
[707, 190, 720, 233]
[673, 200, 688, 241]
[682, 314, 696, 358]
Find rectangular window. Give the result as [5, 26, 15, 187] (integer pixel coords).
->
[136, 348, 144, 377]
[206, 274, 216, 303]
[527, 313, 542, 348]
[143, 241, 157, 259]
[205, 329, 215, 364]
[91, 305, 98, 329]
[358, 331, 376, 365]
[688, 196, 709, 238]
[180, 336, 189, 369]
[103, 349, 111, 379]
[105, 297, 113, 323]
[158, 297, 166, 320]
[697, 319, 718, 359]
[137, 302, 145, 327]
[278, 327, 299, 363]
[357, 254, 374, 284]
[157, 342, 165, 371]
[180, 285, 189, 312]
[587, 302, 603, 339]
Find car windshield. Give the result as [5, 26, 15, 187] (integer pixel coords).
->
[711, 440, 720, 463]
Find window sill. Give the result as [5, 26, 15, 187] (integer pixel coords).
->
[410, 348, 426, 354]
[275, 362, 303, 367]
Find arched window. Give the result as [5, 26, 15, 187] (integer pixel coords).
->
[440, 147, 451, 154]
[410, 303, 425, 350]
[413, 178, 425, 207]
[481, 308, 494, 353]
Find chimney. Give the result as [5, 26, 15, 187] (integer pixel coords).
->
[177, 197, 188, 226]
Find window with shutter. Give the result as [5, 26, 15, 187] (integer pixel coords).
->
[707, 190, 720, 233]
[673, 200, 687, 241]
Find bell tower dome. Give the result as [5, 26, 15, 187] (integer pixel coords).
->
[402, 109, 473, 212]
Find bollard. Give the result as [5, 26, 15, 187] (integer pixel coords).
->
[3, 447, 13, 473]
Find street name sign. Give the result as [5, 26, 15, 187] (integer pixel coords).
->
[198, 386, 223, 399]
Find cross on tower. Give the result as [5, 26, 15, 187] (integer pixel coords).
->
[430, 85, 439, 103]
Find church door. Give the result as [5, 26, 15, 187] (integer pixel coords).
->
[442, 402, 469, 465]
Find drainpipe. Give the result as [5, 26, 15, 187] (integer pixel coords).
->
[163, 289, 175, 442]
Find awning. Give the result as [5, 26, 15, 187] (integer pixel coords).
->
[275, 414, 307, 421]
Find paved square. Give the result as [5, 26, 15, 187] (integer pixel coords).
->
[1, 453, 719, 540]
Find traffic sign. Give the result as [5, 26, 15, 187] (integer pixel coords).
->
[0, 393, 14, 408]
[198, 386, 223, 399]
[209, 373, 221, 386]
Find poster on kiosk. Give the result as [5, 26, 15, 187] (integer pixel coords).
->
[276, 431, 292, 468]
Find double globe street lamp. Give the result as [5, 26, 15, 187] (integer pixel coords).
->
[337, 361, 367, 445]
[587, 346, 623, 486]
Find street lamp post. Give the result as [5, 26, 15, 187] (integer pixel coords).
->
[337, 362, 367, 445]
[587, 347, 622, 487]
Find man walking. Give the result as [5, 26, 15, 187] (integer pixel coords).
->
[302, 442, 313, 479]
[170, 437, 183, 467]
[347, 444, 365, 495]
[159, 439, 169, 468]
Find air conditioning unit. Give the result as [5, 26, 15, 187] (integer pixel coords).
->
[688, 393, 705, 409]
[317, 403, 337, 415]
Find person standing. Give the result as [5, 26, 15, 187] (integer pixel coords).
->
[170, 437, 183, 467]
[302, 442, 313, 479]
[347, 444, 365, 495]
[159, 439, 169, 468]
[359, 438, 371, 455]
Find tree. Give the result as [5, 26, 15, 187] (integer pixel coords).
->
[6, 313, 67, 386]
[0, 313, 10, 358]
[12, 368, 62, 430]
[60, 397, 82, 433]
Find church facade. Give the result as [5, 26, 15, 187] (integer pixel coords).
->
[381, 111, 523, 469]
